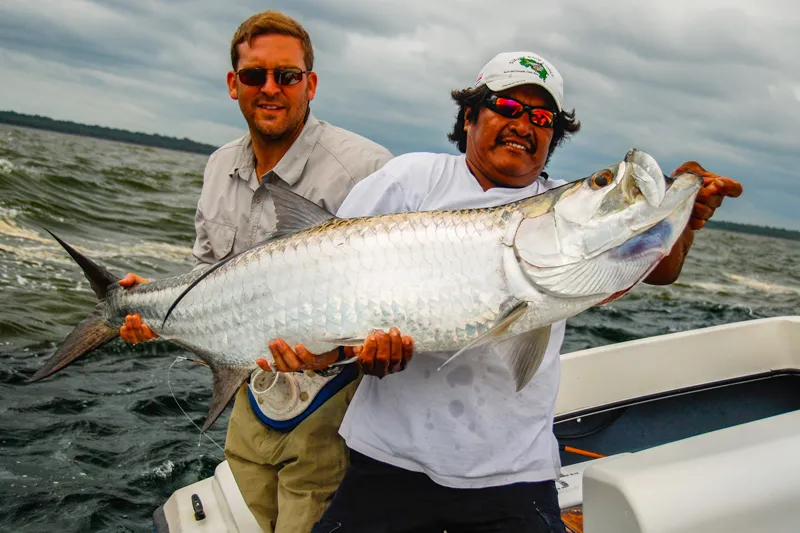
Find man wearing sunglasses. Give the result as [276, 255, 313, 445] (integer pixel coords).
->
[116, 10, 398, 533]
[268, 51, 741, 532]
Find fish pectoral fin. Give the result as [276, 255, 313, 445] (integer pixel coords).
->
[437, 301, 528, 371]
[203, 365, 253, 432]
[495, 325, 552, 392]
[264, 183, 337, 240]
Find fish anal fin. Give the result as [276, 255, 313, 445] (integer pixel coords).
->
[203, 365, 253, 432]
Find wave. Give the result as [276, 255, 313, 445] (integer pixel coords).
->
[723, 272, 800, 295]
[0, 157, 14, 174]
[0, 209, 52, 244]
[0, 213, 193, 266]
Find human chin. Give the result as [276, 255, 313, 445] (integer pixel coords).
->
[253, 120, 290, 139]
[494, 153, 541, 181]
[244, 109, 282, 134]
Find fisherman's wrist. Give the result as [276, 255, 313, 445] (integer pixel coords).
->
[337, 345, 348, 362]
[314, 347, 347, 377]
[318, 347, 344, 368]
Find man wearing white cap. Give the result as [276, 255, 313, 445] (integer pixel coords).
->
[270, 51, 742, 532]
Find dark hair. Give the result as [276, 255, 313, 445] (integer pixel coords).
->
[447, 85, 581, 168]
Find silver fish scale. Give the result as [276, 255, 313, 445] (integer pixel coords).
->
[106, 208, 519, 368]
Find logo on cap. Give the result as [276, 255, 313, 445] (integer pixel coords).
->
[516, 56, 549, 81]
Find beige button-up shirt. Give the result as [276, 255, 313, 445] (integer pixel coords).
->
[192, 112, 393, 265]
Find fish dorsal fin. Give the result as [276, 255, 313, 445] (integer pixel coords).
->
[264, 183, 337, 240]
[161, 186, 338, 328]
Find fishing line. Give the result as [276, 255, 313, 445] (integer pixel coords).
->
[249, 367, 282, 395]
[167, 356, 225, 454]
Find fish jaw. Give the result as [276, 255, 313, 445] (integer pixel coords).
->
[512, 154, 702, 304]
[513, 150, 702, 270]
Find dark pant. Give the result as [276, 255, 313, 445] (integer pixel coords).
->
[311, 450, 567, 533]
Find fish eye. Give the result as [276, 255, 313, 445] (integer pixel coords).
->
[589, 170, 613, 189]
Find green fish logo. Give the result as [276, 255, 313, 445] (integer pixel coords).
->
[518, 57, 549, 81]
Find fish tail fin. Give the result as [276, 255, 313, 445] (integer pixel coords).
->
[44, 229, 120, 298]
[29, 308, 119, 382]
[29, 231, 122, 382]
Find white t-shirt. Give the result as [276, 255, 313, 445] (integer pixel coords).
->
[336, 152, 568, 489]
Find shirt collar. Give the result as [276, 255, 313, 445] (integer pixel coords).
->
[271, 111, 322, 186]
[229, 111, 323, 187]
[229, 136, 256, 183]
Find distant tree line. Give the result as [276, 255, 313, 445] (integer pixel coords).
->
[0, 111, 217, 155]
[705, 220, 800, 241]
[2, 110, 798, 240]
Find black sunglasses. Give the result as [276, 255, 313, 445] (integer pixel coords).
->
[484, 94, 557, 128]
[236, 67, 309, 87]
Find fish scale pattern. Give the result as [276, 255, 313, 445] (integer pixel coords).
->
[105, 208, 517, 367]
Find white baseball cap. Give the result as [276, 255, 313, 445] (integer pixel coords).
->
[474, 51, 564, 112]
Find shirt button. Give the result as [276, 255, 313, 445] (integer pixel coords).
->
[255, 196, 262, 204]
[247, 239, 253, 246]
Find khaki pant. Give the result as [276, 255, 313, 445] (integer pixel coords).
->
[224, 378, 360, 533]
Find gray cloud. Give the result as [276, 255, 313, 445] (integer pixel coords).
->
[0, 0, 798, 228]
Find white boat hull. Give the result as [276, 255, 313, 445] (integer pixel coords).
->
[154, 316, 800, 533]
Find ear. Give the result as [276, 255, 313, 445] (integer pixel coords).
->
[464, 106, 473, 132]
[226, 70, 238, 100]
[306, 71, 318, 102]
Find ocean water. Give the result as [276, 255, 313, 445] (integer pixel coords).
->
[1, 124, 798, 532]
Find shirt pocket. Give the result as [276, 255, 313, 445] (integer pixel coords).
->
[206, 219, 237, 260]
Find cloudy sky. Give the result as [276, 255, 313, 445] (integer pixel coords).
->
[1, 0, 798, 228]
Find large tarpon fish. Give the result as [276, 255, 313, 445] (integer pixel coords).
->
[30, 149, 703, 430]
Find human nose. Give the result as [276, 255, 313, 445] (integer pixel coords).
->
[509, 113, 536, 137]
[260, 72, 281, 96]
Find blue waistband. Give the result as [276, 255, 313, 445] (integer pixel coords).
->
[246, 364, 359, 432]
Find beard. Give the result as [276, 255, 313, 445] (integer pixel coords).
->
[248, 99, 309, 142]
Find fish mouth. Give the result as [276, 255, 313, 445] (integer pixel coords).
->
[621, 149, 703, 216]
[624, 149, 666, 207]
[629, 166, 703, 235]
